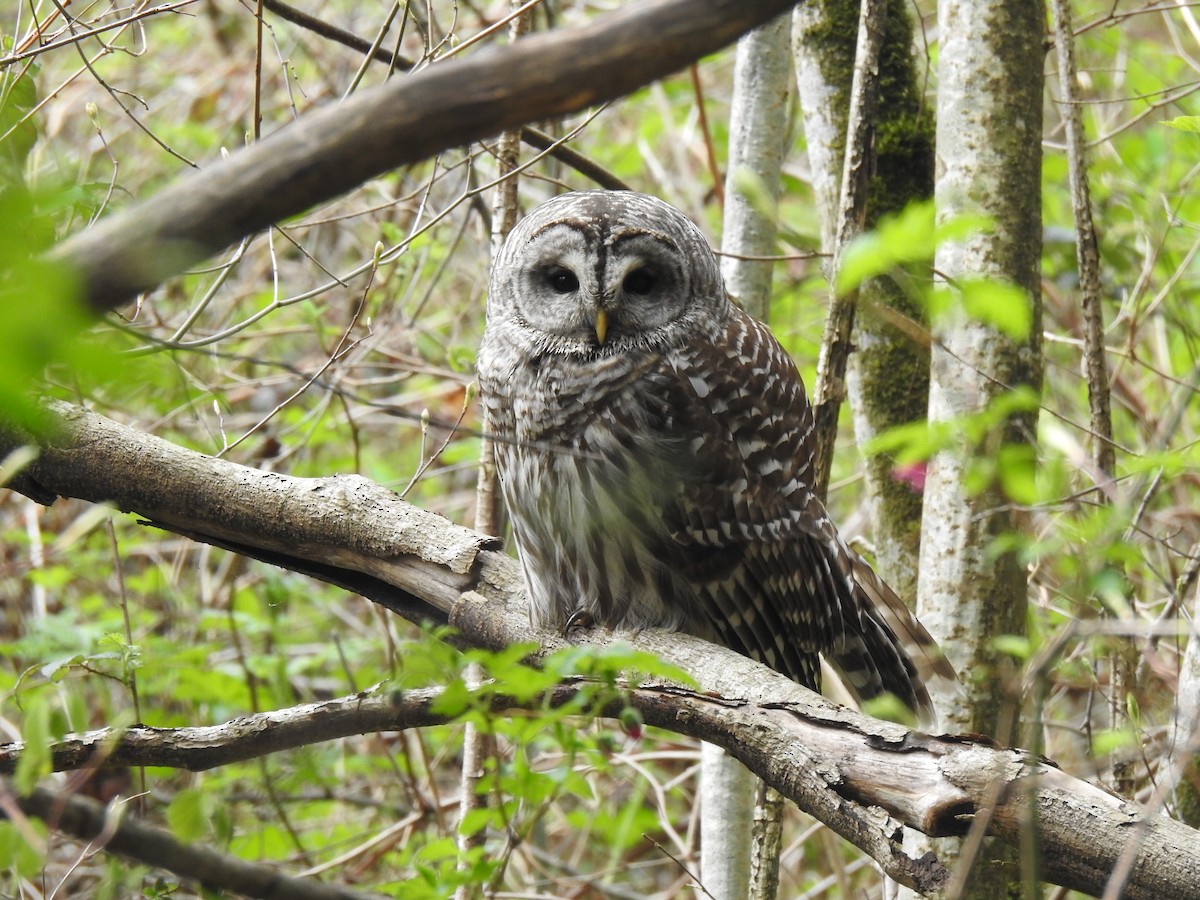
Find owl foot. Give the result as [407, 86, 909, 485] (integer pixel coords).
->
[564, 608, 594, 636]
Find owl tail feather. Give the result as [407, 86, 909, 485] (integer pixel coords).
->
[830, 551, 959, 729]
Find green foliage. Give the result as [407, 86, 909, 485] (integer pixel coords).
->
[0, 54, 126, 434]
[0, 820, 46, 880]
[928, 279, 1032, 340]
[1091, 728, 1138, 756]
[0, 54, 38, 183]
[858, 692, 917, 727]
[12, 692, 55, 793]
[400, 640, 696, 893]
[0, 192, 103, 434]
[837, 200, 1031, 339]
[863, 385, 1041, 505]
[1161, 115, 1200, 133]
[835, 199, 990, 292]
[991, 634, 1033, 662]
[166, 788, 213, 843]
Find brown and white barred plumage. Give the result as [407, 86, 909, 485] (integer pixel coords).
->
[478, 191, 953, 723]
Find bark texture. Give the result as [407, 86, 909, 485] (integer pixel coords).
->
[919, 0, 1047, 892]
[922, 0, 1045, 741]
[719, 15, 792, 324]
[793, 0, 932, 603]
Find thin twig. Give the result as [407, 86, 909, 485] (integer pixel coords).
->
[1051, 0, 1133, 802]
[1051, 0, 1116, 482]
[690, 64, 724, 206]
[263, 0, 628, 190]
[4, 780, 380, 900]
[810, 0, 888, 501]
[3, 1, 201, 64]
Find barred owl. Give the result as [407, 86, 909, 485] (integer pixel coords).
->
[478, 190, 952, 722]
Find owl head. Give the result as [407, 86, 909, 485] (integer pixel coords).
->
[486, 191, 729, 358]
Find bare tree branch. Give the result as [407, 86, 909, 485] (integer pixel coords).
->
[49, 0, 800, 314]
[0, 686, 448, 774]
[809, 0, 888, 499]
[262, 0, 631, 190]
[3, 779, 384, 900]
[3, 402, 1200, 898]
[3, 401, 494, 624]
[4, 648, 1200, 898]
[1048, 0, 1114, 482]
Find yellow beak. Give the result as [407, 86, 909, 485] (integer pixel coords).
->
[594, 308, 609, 344]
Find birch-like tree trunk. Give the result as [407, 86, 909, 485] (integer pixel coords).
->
[457, 10, 530, 894]
[792, 0, 931, 604]
[702, 17, 792, 900]
[719, 15, 790, 325]
[1169, 566, 1200, 826]
[919, 0, 1045, 891]
[924, 0, 1044, 754]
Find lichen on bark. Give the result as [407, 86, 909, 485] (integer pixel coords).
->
[793, 0, 934, 602]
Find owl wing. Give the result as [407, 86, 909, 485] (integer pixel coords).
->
[658, 308, 952, 721]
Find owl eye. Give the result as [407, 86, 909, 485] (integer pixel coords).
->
[623, 267, 657, 295]
[545, 267, 579, 294]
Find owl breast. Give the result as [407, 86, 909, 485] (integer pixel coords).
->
[482, 349, 706, 636]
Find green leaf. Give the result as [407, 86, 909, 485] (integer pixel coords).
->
[0, 189, 119, 435]
[1093, 568, 1134, 618]
[1162, 116, 1200, 133]
[957, 280, 1033, 340]
[1126, 692, 1143, 731]
[997, 443, 1038, 505]
[836, 201, 935, 292]
[0, 59, 40, 177]
[543, 643, 696, 688]
[166, 788, 210, 842]
[13, 695, 52, 794]
[458, 806, 495, 838]
[859, 692, 917, 727]
[1092, 728, 1137, 756]
[991, 635, 1033, 661]
[835, 201, 992, 293]
[0, 820, 46, 878]
[864, 388, 1040, 466]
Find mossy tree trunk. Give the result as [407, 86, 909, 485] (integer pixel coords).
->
[792, 0, 932, 605]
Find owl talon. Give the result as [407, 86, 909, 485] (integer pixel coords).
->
[564, 609, 594, 635]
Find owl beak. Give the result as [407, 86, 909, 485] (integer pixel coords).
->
[593, 308, 609, 345]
